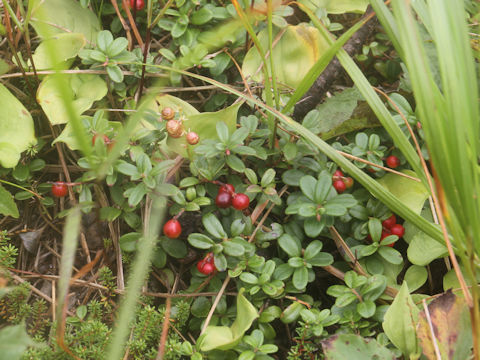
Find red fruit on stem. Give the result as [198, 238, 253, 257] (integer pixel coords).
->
[386, 155, 400, 169]
[163, 219, 182, 238]
[344, 177, 354, 189]
[232, 193, 250, 210]
[382, 214, 397, 230]
[51, 182, 68, 198]
[92, 134, 110, 146]
[161, 107, 175, 120]
[186, 131, 199, 145]
[333, 180, 346, 194]
[129, 0, 145, 10]
[215, 191, 232, 208]
[197, 260, 215, 275]
[390, 224, 405, 238]
[333, 170, 344, 177]
[219, 184, 235, 195]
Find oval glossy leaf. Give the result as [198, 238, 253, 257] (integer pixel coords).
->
[0, 185, 19, 218]
[404, 265, 428, 293]
[202, 213, 227, 239]
[0, 84, 36, 168]
[187, 233, 214, 249]
[31, 33, 86, 70]
[278, 234, 301, 257]
[293, 267, 309, 290]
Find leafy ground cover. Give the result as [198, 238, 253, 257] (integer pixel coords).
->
[0, 0, 479, 359]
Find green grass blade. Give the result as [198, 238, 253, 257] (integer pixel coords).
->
[369, 0, 403, 56]
[55, 207, 81, 328]
[105, 195, 166, 359]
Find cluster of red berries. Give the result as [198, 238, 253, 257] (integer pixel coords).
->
[161, 107, 200, 145]
[163, 218, 182, 239]
[380, 214, 405, 247]
[332, 170, 354, 194]
[215, 184, 250, 211]
[129, 0, 145, 10]
[385, 155, 400, 169]
[197, 252, 216, 275]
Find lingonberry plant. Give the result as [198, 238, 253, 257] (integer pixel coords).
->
[0, 0, 477, 359]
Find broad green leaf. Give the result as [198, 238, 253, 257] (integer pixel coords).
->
[403, 265, 427, 293]
[0, 185, 19, 218]
[377, 170, 429, 214]
[242, 24, 330, 89]
[307, 252, 333, 267]
[119, 232, 141, 252]
[0, 323, 38, 360]
[378, 246, 403, 265]
[293, 267, 309, 289]
[321, 334, 395, 360]
[278, 234, 301, 257]
[407, 231, 447, 266]
[199, 288, 258, 351]
[38, 74, 107, 125]
[161, 237, 188, 258]
[300, 175, 317, 202]
[280, 301, 304, 324]
[202, 213, 227, 239]
[0, 84, 36, 168]
[356, 300, 376, 318]
[31, 33, 86, 70]
[383, 282, 421, 359]
[417, 290, 472, 360]
[30, 0, 101, 43]
[304, 240, 323, 260]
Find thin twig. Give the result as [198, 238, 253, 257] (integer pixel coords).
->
[422, 299, 442, 360]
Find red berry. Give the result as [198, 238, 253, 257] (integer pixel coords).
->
[390, 224, 405, 238]
[163, 219, 181, 238]
[344, 177, 354, 189]
[333, 180, 346, 194]
[197, 260, 215, 275]
[219, 184, 235, 195]
[92, 134, 110, 146]
[186, 131, 199, 145]
[232, 193, 250, 210]
[333, 170, 344, 177]
[382, 214, 396, 230]
[161, 107, 175, 120]
[129, 0, 145, 10]
[386, 155, 400, 169]
[215, 191, 232, 208]
[51, 182, 68, 198]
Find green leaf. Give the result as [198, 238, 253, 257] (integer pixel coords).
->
[0, 323, 38, 360]
[107, 37, 128, 57]
[357, 300, 376, 318]
[119, 232, 141, 252]
[324, 202, 348, 216]
[278, 234, 301, 257]
[314, 174, 332, 203]
[161, 237, 187, 258]
[0, 84, 36, 168]
[30, 0, 101, 43]
[261, 169, 276, 187]
[306, 252, 333, 267]
[216, 121, 230, 143]
[96, 30, 113, 52]
[377, 170, 429, 214]
[293, 267, 309, 289]
[240, 272, 259, 285]
[106, 65, 124, 83]
[304, 217, 325, 238]
[321, 334, 395, 360]
[404, 265, 427, 293]
[304, 240, 323, 260]
[280, 301, 304, 324]
[368, 218, 382, 242]
[226, 155, 245, 173]
[282, 169, 305, 186]
[0, 185, 19, 218]
[223, 241, 245, 257]
[38, 74, 107, 125]
[407, 231, 447, 266]
[32, 33, 86, 70]
[378, 246, 403, 265]
[202, 213, 227, 239]
[199, 288, 258, 351]
[382, 282, 421, 359]
[242, 24, 330, 89]
[188, 233, 214, 249]
[100, 207, 121, 221]
[115, 161, 140, 177]
[299, 175, 317, 202]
